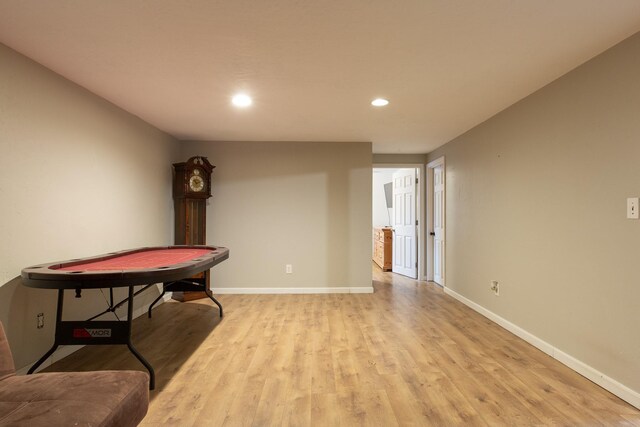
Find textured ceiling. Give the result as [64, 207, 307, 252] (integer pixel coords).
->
[1, 1, 639, 153]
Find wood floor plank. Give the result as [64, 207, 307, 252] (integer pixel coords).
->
[253, 377, 289, 426]
[310, 330, 337, 394]
[43, 264, 639, 426]
[478, 361, 576, 426]
[310, 393, 340, 427]
[281, 391, 311, 427]
[381, 373, 444, 426]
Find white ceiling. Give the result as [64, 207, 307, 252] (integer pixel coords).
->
[1, 1, 639, 153]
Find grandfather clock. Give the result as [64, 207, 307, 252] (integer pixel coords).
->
[172, 156, 214, 301]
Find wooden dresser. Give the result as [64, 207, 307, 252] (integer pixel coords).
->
[373, 227, 392, 271]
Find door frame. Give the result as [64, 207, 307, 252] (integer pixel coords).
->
[372, 163, 426, 281]
[426, 156, 445, 286]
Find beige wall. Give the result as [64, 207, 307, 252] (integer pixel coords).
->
[427, 33, 640, 396]
[0, 44, 178, 369]
[181, 141, 373, 291]
[373, 153, 427, 164]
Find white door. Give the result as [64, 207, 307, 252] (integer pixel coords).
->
[433, 164, 445, 285]
[392, 169, 417, 278]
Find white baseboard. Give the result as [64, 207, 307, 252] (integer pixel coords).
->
[444, 287, 640, 410]
[17, 293, 172, 375]
[211, 286, 374, 294]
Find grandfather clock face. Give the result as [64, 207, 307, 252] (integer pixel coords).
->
[188, 168, 206, 193]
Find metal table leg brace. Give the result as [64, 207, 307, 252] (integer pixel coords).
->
[27, 287, 156, 390]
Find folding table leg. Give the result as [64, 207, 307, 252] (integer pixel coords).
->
[125, 286, 155, 390]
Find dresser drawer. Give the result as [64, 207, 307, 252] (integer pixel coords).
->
[373, 227, 392, 271]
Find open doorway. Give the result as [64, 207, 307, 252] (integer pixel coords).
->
[372, 166, 426, 280]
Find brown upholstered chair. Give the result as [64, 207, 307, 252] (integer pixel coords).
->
[0, 322, 149, 426]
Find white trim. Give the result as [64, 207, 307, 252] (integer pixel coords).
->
[444, 287, 640, 410]
[211, 286, 374, 294]
[17, 292, 172, 375]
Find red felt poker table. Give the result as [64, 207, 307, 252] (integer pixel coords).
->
[21, 245, 229, 390]
[22, 246, 228, 288]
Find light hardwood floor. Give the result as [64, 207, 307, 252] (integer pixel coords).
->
[49, 265, 640, 426]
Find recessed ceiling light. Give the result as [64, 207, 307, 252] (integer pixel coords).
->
[232, 93, 252, 108]
[371, 98, 389, 107]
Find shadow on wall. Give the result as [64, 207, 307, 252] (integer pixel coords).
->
[0, 276, 165, 371]
[0, 276, 57, 370]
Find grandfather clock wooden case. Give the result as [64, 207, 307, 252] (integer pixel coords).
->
[172, 156, 214, 301]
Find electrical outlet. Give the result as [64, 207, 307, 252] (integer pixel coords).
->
[36, 313, 44, 329]
[627, 197, 639, 219]
[490, 281, 499, 296]
[285, 264, 293, 274]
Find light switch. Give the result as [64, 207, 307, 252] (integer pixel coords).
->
[627, 197, 639, 219]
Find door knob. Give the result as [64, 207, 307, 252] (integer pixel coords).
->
[429, 232, 435, 236]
